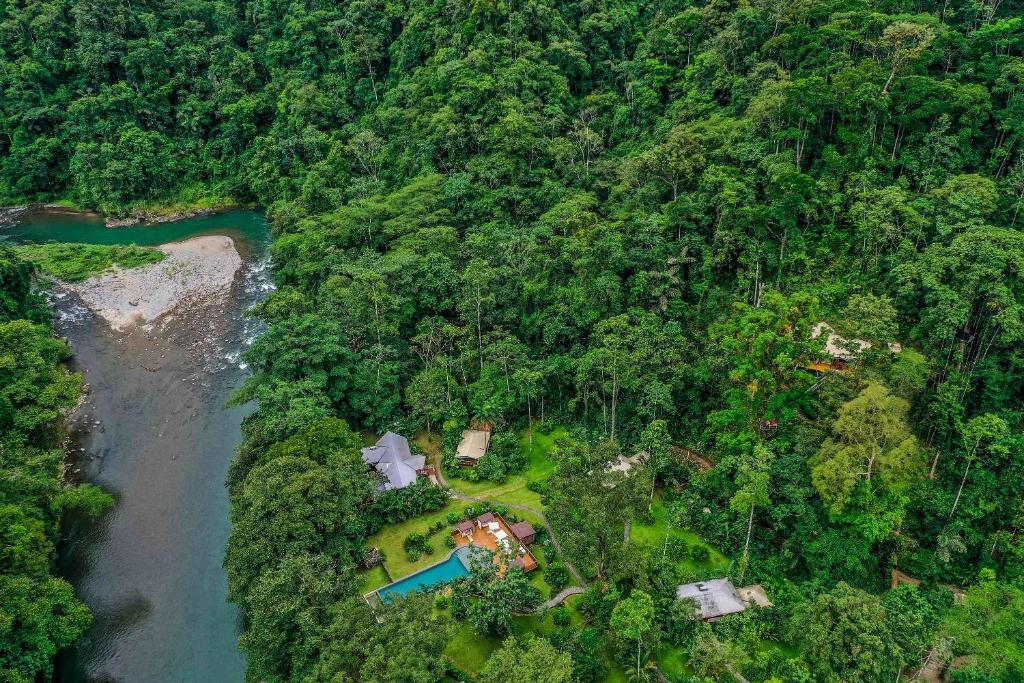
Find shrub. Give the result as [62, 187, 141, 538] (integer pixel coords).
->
[666, 536, 689, 561]
[552, 607, 571, 626]
[444, 535, 456, 549]
[434, 593, 451, 610]
[446, 512, 462, 525]
[545, 562, 570, 590]
[404, 532, 431, 560]
[690, 544, 710, 563]
[369, 478, 449, 528]
[441, 453, 460, 473]
[475, 452, 507, 482]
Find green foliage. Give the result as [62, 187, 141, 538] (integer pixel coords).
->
[453, 565, 543, 637]
[811, 382, 923, 516]
[544, 562, 570, 590]
[478, 635, 573, 683]
[314, 593, 453, 683]
[794, 583, 903, 683]
[8, 0, 1024, 676]
[225, 419, 375, 603]
[941, 573, 1024, 682]
[610, 590, 658, 679]
[0, 249, 99, 682]
[403, 532, 433, 561]
[14, 243, 164, 282]
[546, 441, 646, 579]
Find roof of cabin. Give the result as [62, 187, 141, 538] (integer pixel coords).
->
[360, 432, 425, 489]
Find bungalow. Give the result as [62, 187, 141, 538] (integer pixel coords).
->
[456, 520, 475, 540]
[456, 423, 493, 465]
[607, 451, 648, 476]
[361, 432, 426, 490]
[676, 578, 772, 622]
[808, 322, 903, 374]
[510, 521, 537, 544]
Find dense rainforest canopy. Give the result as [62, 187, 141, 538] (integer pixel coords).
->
[3, 0, 1024, 680]
[0, 248, 110, 682]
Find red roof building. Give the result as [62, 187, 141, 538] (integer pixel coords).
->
[510, 521, 537, 544]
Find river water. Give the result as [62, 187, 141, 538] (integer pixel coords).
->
[2, 209, 272, 683]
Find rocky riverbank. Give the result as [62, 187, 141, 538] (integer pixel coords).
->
[104, 207, 232, 227]
[63, 235, 242, 331]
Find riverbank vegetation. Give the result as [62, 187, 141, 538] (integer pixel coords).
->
[3, 0, 1024, 679]
[0, 248, 112, 682]
[14, 243, 164, 282]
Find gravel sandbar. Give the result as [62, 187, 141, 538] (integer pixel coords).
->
[66, 235, 242, 330]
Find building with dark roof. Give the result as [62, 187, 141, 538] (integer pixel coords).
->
[510, 521, 537, 544]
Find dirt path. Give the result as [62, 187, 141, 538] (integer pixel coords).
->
[432, 451, 588, 589]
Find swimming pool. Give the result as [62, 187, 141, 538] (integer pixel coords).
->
[376, 546, 475, 601]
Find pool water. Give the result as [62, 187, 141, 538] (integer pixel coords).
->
[378, 546, 476, 601]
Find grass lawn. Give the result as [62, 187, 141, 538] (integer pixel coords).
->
[363, 500, 472, 581]
[358, 565, 391, 593]
[656, 644, 692, 680]
[432, 424, 570, 511]
[630, 495, 730, 574]
[15, 243, 164, 281]
[444, 594, 630, 681]
[444, 622, 501, 674]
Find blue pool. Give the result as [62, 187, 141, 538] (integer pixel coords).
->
[377, 546, 475, 601]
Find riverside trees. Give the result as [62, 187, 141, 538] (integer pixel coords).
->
[0, 249, 111, 682]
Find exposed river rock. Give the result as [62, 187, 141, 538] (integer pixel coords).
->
[65, 235, 243, 331]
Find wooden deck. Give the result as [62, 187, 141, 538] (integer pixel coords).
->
[453, 515, 538, 573]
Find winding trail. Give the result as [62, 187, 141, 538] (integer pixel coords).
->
[432, 452, 588, 590]
[539, 586, 586, 610]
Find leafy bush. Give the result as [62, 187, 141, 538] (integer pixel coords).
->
[444, 535, 456, 549]
[545, 562, 570, 590]
[475, 453, 507, 482]
[552, 606, 571, 626]
[404, 532, 432, 560]
[368, 478, 449, 529]
[666, 536, 690, 561]
[690, 544, 710, 563]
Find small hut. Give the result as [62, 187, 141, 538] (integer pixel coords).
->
[456, 520, 475, 540]
[510, 521, 537, 545]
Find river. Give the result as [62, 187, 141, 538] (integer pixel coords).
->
[1, 209, 271, 683]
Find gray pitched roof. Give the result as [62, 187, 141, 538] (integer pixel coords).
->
[676, 578, 748, 620]
[361, 432, 425, 489]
